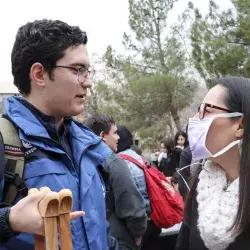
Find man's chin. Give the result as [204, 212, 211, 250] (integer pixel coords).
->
[72, 106, 85, 116]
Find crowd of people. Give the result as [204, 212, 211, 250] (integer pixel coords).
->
[148, 130, 191, 199]
[0, 18, 249, 250]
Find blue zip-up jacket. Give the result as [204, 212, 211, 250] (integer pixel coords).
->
[0, 96, 112, 250]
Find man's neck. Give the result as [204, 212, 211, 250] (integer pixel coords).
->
[24, 96, 64, 127]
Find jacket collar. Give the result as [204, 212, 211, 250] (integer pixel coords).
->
[4, 96, 103, 150]
[17, 97, 72, 141]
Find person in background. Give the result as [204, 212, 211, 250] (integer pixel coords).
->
[117, 125, 150, 215]
[117, 125, 161, 250]
[84, 115, 147, 250]
[157, 140, 168, 163]
[174, 131, 189, 150]
[158, 138, 182, 177]
[176, 76, 250, 250]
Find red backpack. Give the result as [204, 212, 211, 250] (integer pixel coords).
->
[119, 154, 184, 228]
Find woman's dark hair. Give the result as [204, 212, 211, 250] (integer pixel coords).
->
[161, 138, 175, 153]
[117, 125, 133, 153]
[185, 76, 250, 232]
[11, 19, 87, 95]
[174, 131, 189, 147]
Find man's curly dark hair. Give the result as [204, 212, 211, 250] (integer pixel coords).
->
[11, 19, 87, 95]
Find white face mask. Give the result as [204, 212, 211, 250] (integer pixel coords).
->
[188, 112, 243, 161]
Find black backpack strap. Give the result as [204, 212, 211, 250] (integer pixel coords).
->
[98, 165, 110, 187]
[97, 162, 115, 219]
[0, 118, 27, 205]
[0, 134, 5, 203]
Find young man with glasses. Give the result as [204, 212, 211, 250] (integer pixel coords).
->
[0, 19, 112, 250]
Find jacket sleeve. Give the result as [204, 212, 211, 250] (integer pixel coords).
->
[107, 156, 147, 238]
[0, 206, 19, 242]
[175, 223, 190, 250]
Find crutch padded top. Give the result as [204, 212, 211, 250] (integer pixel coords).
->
[39, 192, 60, 218]
[59, 189, 72, 214]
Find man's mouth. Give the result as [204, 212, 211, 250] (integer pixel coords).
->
[76, 94, 86, 99]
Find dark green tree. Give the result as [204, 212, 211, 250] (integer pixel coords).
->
[191, 0, 250, 88]
[102, 0, 197, 140]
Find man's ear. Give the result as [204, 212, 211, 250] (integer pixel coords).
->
[29, 63, 47, 87]
[235, 116, 244, 139]
[100, 131, 106, 141]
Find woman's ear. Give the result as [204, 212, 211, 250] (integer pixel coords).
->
[235, 116, 244, 139]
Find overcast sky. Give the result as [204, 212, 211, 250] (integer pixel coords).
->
[0, 0, 232, 83]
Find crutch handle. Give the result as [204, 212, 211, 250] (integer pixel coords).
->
[38, 191, 60, 217]
[39, 191, 60, 250]
[28, 188, 44, 250]
[58, 189, 73, 250]
[28, 187, 74, 250]
[59, 189, 72, 213]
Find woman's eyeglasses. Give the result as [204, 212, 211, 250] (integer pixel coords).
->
[198, 103, 233, 120]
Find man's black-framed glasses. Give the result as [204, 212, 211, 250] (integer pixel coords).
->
[52, 65, 95, 83]
[198, 103, 233, 120]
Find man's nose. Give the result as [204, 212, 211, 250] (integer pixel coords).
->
[81, 76, 92, 88]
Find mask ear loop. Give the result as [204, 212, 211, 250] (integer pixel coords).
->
[176, 162, 203, 191]
[238, 139, 243, 156]
[202, 160, 218, 175]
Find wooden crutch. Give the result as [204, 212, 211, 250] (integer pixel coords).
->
[58, 189, 73, 250]
[28, 188, 44, 250]
[29, 187, 60, 250]
[39, 189, 60, 250]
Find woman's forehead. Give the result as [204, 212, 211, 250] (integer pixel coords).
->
[203, 85, 227, 108]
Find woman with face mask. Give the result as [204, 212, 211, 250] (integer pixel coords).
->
[175, 77, 250, 250]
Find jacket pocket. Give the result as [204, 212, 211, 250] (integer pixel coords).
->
[24, 159, 66, 178]
[23, 159, 69, 192]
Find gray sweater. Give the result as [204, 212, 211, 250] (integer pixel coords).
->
[101, 153, 147, 249]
